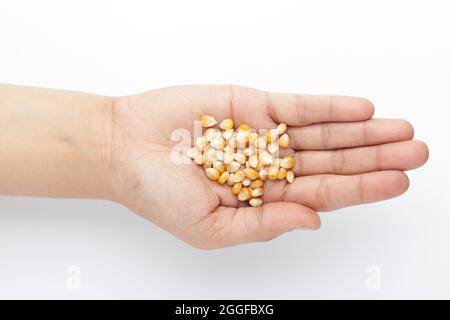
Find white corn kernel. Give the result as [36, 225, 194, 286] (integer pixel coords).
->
[232, 170, 245, 183]
[213, 161, 226, 173]
[195, 136, 208, 150]
[210, 136, 225, 149]
[234, 152, 246, 164]
[242, 178, 251, 186]
[204, 148, 216, 162]
[222, 128, 234, 140]
[259, 151, 273, 166]
[249, 198, 263, 207]
[187, 147, 197, 159]
[268, 142, 279, 154]
[220, 118, 234, 130]
[248, 155, 259, 168]
[286, 170, 294, 183]
[227, 161, 241, 173]
[223, 151, 234, 164]
[251, 187, 264, 197]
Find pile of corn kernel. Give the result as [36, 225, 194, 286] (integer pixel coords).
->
[187, 115, 295, 207]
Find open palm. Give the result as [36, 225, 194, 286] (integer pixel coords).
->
[111, 85, 428, 249]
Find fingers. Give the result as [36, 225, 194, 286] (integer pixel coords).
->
[194, 85, 374, 128]
[265, 91, 374, 126]
[190, 202, 320, 249]
[289, 118, 414, 150]
[265, 170, 410, 212]
[294, 140, 429, 175]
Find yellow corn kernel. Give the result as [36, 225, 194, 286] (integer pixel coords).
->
[203, 162, 212, 169]
[250, 179, 264, 189]
[231, 182, 242, 195]
[205, 168, 220, 180]
[280, 156, 295, 169]
[268, 165, 279, 180]
[200, 115, 218, 128]
[266, 129, 279, 143]
[242, 178, 252, 187]
[243, 168, 259, 180]
[277, 167, 287, 179]
[276, 123, 287, 135]
[217, 171, 229, 184]
[279, 133, 290, 148]
[238, 123, 251, 131]
[238, 187, 252, 201]
[213, 161, 226, 173]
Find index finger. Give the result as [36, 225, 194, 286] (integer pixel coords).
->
[265, 92, 375, 126]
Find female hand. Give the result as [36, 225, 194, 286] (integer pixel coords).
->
[110, 85, 429, 249]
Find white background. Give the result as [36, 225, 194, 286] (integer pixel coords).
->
[0, 0, 448, 299]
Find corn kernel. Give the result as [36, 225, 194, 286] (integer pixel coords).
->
[220, 118, 234, 130]
[205, 168, 220, 180]
[200, 115, 218, 128]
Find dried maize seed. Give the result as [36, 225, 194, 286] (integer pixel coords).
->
[205, 168, 220, 180]
[268, 165, 279, 180]
[258, 168, 268, 180]
[244, 147, 254, 157]
[187, 147, 197, 159]
[204, 148, 216, 162]
[279, 133, 290, 148]
[195, 136, 208, 150]
[210, 136, 225, 149]
[238, 123, 251, 131]
[235, 131, 249, 148]
[238, 187, 252, 201]
[215, 150, 224, 161]
[286, 170, 294, 183]
[227, 136, 237, 149]
[218, 171, 229, 184]
[213, 161, 226, 173]
[250, 179, 264, 189]
[223, 151, 234, 164]
[203, 162, 212, 169]
[194, 152, 205, 165]
[243, 168, 259, 180]
[232, 170, 245, 183]
[259, 151, 273, 166]
[204, 128, 220, 142]
[249, 198, 263, 207]
[222, 128, 234, 140]
[232, 182, 242, 195]
[277, 167, 287, 179]
[220, 118, 234, 130]
[266, 129, 279, 143]
[251, 187, 264, 197]
[256, 136, 267, 149]
[227, 161, 241, 173]
[234, 152, 246, 164]
[200, 115, 217, 128]
[242, 178, 251, 186]
[248, 155, 259, 168]
[280, 156, 295, 169]
[249, 132, 259, 145]
[268, 142, 279, 154]
[276, 123, 287, 135]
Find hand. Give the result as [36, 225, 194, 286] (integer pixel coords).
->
[110, 85, 429, 249]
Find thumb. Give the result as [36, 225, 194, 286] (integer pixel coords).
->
[191, 202, 321, 249]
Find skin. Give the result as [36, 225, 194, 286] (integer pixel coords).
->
[0, 84, 429, 249]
